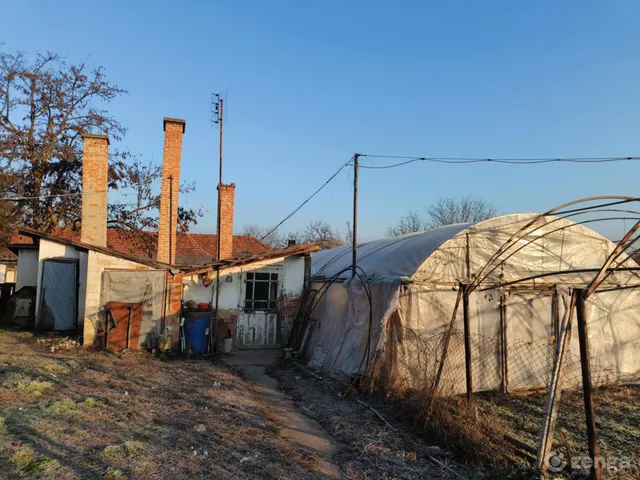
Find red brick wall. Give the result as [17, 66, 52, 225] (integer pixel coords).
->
[81, 134, 109, 247]
[218, 183, 235, 260]
[282, 292, 301, 343]
[164, 271, 184, 348]
[157, 118, 186, 264]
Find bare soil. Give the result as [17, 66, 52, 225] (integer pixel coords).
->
[0, 330, 321, 480]
[268, 361, 480, 480]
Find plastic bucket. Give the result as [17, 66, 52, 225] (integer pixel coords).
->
[184, 316, 209, 353]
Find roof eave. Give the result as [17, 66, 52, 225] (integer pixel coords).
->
[181, 243, 322, 275]
[17, 227, 168, 270]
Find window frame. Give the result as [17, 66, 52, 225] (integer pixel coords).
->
[243, 271, 280, 312]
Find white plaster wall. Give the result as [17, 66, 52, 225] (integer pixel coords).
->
[182, 256, 307, 308]
[283, 256, 305, 295]
[83, 250, 154, 346]
[16, 249, 38, 290]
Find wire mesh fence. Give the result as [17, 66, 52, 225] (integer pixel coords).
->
[365, 323, 639, 478]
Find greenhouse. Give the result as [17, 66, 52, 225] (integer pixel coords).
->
[299, 213, 640, 395]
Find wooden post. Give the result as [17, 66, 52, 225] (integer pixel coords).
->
[462, 283, 473, 402]
[352, 153, 359, 279]
[425, 287, 464, 419]
[499, 291, 509, 394]
[576, 289, 602, 480]
[537, 291, 576, 476]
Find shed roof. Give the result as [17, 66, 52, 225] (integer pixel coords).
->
[10, 228, 270, 265]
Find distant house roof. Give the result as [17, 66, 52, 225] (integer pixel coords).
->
[9, 228, 271, 266]
[0, 247, 17, 262]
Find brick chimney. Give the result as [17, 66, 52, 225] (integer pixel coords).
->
[218, 183, 235, 260]
[157, 117, 186, 264]
[81, 133, 109, 247]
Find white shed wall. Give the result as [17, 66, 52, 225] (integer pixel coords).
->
[16, 249, 38, 290]
[83, 250, 155, 346]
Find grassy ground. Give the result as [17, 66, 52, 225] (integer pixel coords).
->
[476, 385, 640, 479]
[0, 330, 319, 480]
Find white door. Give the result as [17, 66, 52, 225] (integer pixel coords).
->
[237, 267, 282, 349]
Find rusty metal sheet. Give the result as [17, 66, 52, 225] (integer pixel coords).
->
[103, 302, 143, 351]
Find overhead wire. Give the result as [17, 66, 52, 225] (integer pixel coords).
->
[260, 159, 353, 241]
[352, 154, 640, 169]
[0, 182, 155, 201]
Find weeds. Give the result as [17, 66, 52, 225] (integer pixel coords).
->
[104, 467, 127, 480]
[43, 398, 77, 418]
[11, 445, 37, 473]
[103, 441, 147, 459]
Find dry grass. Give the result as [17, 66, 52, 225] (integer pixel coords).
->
[476, 385, 640, 479]
[268, 361, 477, 479]
[0, 329, 321, 479]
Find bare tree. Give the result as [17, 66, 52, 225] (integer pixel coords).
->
[302, 220, 343, 248]
[242, 224, 302, 249]
[341, 221, 353, 245]
[427, 196, 497, 227]
[0, 50, 200, 240]
[244, 220, 343, 249]
[387, 210, 427, 237]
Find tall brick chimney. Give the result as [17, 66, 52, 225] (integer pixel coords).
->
[218, 183, 235, 260]
[157, 117, 186, 265]
[81, 133, 109, 247]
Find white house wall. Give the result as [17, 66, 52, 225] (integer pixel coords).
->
[182, 255, 307, 348]
[16, 249, 38, 290]
[83, 250, 155, 346]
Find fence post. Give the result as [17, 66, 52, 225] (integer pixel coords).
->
[499, 291, 508, 394]
[537, 291, 576, 476]
[462, 283, 473, 402]
[576, 289, 602, 480]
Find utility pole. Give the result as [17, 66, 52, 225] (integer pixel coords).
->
[352, 153, 359, 279]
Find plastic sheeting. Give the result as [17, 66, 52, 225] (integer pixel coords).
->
[101, 270, 166, 349]
[311, 223, 472, 281]
[305, 213, 640, 392]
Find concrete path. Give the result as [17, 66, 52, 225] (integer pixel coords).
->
[223, 350, 341, 478]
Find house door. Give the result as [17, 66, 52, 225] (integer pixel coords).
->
[40, 260, 77, 331]
[237, 267, 282, 349]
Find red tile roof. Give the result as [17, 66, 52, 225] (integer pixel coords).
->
[9, 228, 271, 266]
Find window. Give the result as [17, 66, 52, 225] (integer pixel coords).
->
[244, 272, 279, 311]
[5, 266, 16, 284]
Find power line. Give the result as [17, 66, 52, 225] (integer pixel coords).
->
[351, 155, 640, 169]
[260, 159, 352, 241]
[0, 185, 150, 202]
[186, 191, 218, 221]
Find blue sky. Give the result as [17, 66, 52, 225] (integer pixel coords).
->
[3, 1, 640, 240]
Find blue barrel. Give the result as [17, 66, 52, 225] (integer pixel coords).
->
[184, 314, 209, 353]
